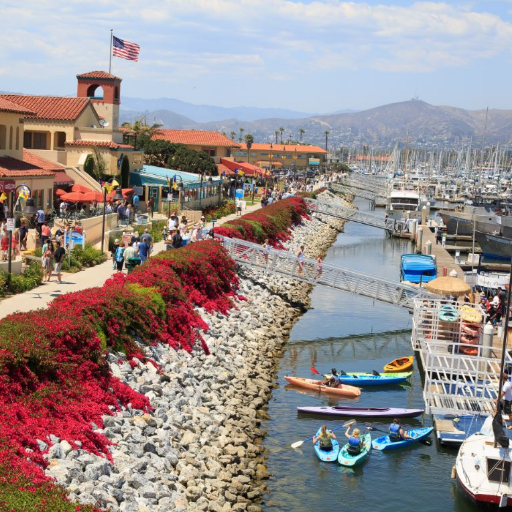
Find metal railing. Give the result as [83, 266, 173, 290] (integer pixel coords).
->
[330, 183, 387, 202]
[305, 198, 404, 232]
[340, 175, 387, 194]
[411, 298, 511, 415]
[218, 235, 437, 310]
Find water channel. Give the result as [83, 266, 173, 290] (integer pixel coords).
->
[262, 198, 478, 512]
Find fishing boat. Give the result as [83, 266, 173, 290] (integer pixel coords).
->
[297, 405, 424, 418]
[338, 433, 372, 467]
[475, 230, 512, 260]
[372, 426, 434, 451]
[284, 376, 361, 398]
[384, 356, 414, 373]
[386, 190, 420, 221]
[439, 208, 497, 236]
[322, 372, 412, 386]
[313, 427, 340, 462]
[400, 254, 436, 285]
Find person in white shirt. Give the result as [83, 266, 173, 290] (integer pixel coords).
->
[500, 373, 512, 429]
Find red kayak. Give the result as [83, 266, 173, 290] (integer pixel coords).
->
[284, 376, 361, 398]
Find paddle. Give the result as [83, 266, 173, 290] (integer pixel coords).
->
[291, 419, 356, 449]
[365, 423, 432, 446]
[310, 367, 320, 375]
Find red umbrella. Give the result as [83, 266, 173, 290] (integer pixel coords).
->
[55, 188, 67, 196]
[82, 191, 104, 202]
[72, 184, 93, 194]
[61, 192, 88, 202]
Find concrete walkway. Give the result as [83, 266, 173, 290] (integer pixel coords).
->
[0, 202, 262, 320]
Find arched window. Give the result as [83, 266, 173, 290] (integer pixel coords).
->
[86, 84, 104, 99]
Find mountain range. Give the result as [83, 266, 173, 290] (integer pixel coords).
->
[120, 98, 512, 149]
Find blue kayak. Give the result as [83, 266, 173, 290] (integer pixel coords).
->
[323, 372, 412, 386]
[338, 433, 372, 467]
[313, 428, 340, 462]
[372, 426, 434, 451]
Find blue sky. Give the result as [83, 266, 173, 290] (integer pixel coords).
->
[1, 0, 511, 113]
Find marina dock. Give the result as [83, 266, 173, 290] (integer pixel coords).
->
[417, 225, 464, 277]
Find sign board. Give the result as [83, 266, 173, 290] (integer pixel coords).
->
[133, 186, 143, 196]
[0, 181, 15, 193]
[309, 158, 320, 166]
[6, 218, 14, 231]
[235, 189, 244, 198]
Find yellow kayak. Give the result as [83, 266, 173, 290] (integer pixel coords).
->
[383, 356, 414, 373]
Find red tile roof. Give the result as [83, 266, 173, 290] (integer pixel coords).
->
[153, 130, 241, 148]
[23, 150, 65, 172]
[76, 71, 122, 81]
[65, 140, 134, 149]
[0, 97, 35, 115]
[241, 143, 327, 154]
[0, 94, 91, 121]
[0, 155, 56, 178]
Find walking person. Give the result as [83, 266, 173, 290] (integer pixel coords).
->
[147, 197, 155, 218]
[111, 239, 120, 270]
[296, 245, 305, 275]
[315, 253, 323, 279]
[54, 241, 66, 283]
[114, 242, 125, 272]
[138, 237, 150, 264]
[42, 242, 54, 282]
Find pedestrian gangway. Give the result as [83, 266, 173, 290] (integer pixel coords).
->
[340, 175, 387, 194]
[217, 235, 438, 310]
[329, 183, 386, 202]
[305, 198, 404, 232]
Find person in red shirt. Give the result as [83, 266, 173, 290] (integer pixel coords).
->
[41, 222, 51, 246]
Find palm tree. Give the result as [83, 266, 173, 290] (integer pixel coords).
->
[239, 127, 245, 143]
[299, 128, 305, 142]
[324, 130, 330, 152]
[230, 131, 236, 141]
[274, 130, 279, 144]
[279, 127, 285, 144]
[121, 117, 162, 151]
[245, 133, 254, 164]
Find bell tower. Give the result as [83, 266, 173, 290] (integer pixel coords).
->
[76, 71, 122, 129]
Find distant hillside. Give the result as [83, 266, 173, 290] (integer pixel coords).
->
[122, 96, 313, 123]
[121, 109, 198, 130]
[121, 99, 512, 149]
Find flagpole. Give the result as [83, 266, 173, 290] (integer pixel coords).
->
[108, 29, 113, 73]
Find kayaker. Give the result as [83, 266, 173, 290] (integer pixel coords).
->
[313, 425, 336, 451]
[345, 426, 362, 455]
[389, 418, 412, 441]
[323, 368, 341, 388]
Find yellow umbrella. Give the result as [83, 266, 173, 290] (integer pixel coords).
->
[425, 276, 471, 297]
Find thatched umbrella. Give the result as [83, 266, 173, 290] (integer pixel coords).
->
[425, 276, 471, 297]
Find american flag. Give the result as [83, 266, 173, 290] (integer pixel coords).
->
[112, 36, 140, 62]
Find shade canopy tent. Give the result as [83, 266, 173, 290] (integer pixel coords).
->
[425, 277, 471, 297]
[82, 191, 104, 202]
[60, 192, 89, 203]
[55, 188, 67, 196]
[130, 166, 222, 188]
[219, 158, 265, 177]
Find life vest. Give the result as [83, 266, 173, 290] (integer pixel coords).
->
[347, 436, 361, 454]
[389, 423, 401, 440]
[319, 433, 332, 448]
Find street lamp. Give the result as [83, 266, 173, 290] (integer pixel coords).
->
[6, 184, 36, 290]
[100, 178, 121, 253]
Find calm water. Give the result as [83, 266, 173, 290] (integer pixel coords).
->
[262, 199, 477, 512]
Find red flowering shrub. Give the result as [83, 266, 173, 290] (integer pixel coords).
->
[0, 240, 240, 509]
[215, 197, 309, 244]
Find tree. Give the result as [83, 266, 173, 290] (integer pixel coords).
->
[230, 131, 236, 141]
[279, 127, 285, 144]
[245, 133, 254, 164]
[143, 140, 217, 174]
[299, 128, 305, 142]
[324, 130, 330, 152]
[274, 130, 279, 144]
[239, 127, 245, 143]
[90, 147, 107, 180]
[121, 117, 162, 152]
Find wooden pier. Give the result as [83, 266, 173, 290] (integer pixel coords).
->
[417, 225, 464, 277]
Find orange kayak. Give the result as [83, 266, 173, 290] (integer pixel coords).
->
[383, 356, 414, 373]
[284, 376, 361, 398]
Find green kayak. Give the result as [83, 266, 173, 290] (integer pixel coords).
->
[338, 432, 372, 467]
